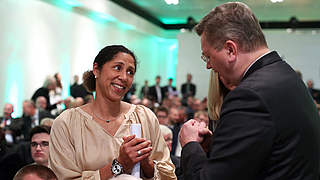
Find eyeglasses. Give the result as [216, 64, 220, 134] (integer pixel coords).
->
[31, 141, 49, 148]
[201, 54, 210, 63]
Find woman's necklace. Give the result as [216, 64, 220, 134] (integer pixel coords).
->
[92, 109, 112, 123]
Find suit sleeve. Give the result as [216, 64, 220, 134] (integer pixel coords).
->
[181, 87, 275, 180]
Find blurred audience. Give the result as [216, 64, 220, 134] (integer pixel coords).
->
[35, 96, 47, 111]
[159, 124, 183, 179]
[31, 76, 61, 112]
[148, 75, 164, 105]
[194, 110, 209, 128]
[21, 100, 54, 141]
[139, 80, 149, 99]
[307, 79, 320, 103]
[163, 78, 177, 98]
[181, 73, 196, 105]
[40, 118, 54, 127]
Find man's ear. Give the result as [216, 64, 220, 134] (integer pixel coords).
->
[93, 63, 99, 78]
[224, 40, 237, 63]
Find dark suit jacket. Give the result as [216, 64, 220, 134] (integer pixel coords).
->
[70, 84, 93, 99]
[163, 85, 177, 98]
[181, 83, 196, 98]
[308, 88, 320, 103]
[21, 110, 54, 141]
[0, 142, 33, 180]
[140, 86, 149, 98]
[0, 118, 23, 143]
[181, 51, 320, 180]
[171, 122, 182, 157]
[148, 85, 165, 103]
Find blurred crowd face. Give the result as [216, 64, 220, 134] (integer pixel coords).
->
[178, 107, 187, 123]
[195, 113, 209, 127]
[141, 98, 151, 108]
[3, 103, 13, 119]
[94, 52, 135, 102]
[156, 111, 169, 126]
[36, 96, 47, 110]
[74, 75, 79, 84]
[64, 97, 72, 109]
[47, 79, 57, 91]
[187, 74, 192, 82]
[192, 99, 202, 111]
[23, 102, 35, 117]
[163, 133, 172, 152]
[156, 76, 161, 85]
[307, 80, 313, 88]
[169, 108, 180, 124]
[31, 133, 50, 166]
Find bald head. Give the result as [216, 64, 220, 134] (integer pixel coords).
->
[3, 103, 13, 119]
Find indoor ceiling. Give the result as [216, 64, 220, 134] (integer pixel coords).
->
[110, 0, 320, 29]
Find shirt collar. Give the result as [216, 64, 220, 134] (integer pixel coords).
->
[242, 51, 271, 78]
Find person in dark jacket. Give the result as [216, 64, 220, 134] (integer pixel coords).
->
[179, 2, 320, 180]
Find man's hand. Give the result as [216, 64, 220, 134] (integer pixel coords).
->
[179, 120, 212, 147]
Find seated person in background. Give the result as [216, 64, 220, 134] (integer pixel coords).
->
[13, 164, 57, 180]
[35, 96, 47, 111]
[30, 126, 50, 167]
[1, 103, 23, 144]
[31, 76, 62, 112]
[21, 100, 54, 141]
[155, 106, 169, 126]
[159, 125, 182, 179]
[49, 45, 176, 179]
[40, 118, 54, 127]
[70, 97, 84, 108]
[193, 110, 209, 128]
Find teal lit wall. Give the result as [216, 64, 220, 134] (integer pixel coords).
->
[0, 0, 178, 117]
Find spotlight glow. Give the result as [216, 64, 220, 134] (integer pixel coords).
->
[270, 0, 283, 3]
[164, 0, 179, 5]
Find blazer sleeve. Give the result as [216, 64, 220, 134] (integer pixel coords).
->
[181, 87, 275, 180]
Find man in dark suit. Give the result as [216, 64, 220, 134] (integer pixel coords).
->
[181, 74, 196, 98]
[163, 78, 177, 98]
[148, 75, 165, 104]
[140, 80, 150, 99]
[21, 100, 54, 141]
[0, 103, 23, 144]
[179, 2, 320, 180]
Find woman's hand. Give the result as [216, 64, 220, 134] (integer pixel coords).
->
[118, 135, 153, 173]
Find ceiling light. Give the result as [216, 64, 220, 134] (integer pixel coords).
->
[270, 0, 283, 3]
[164, 0, 179, 5]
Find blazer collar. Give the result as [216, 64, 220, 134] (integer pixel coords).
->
[242, 51, 282, 81]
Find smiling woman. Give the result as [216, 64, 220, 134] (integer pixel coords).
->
[49, 45, 177, 180]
